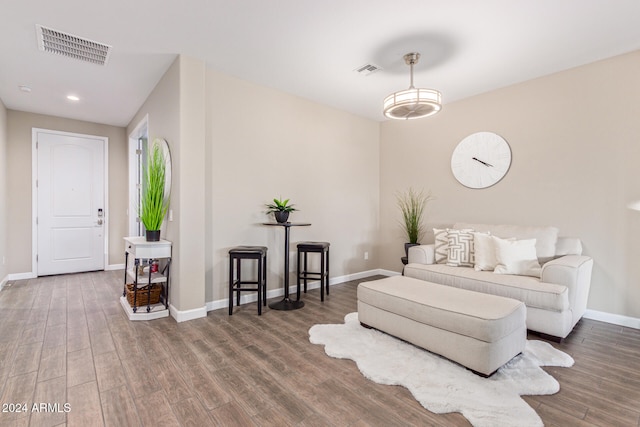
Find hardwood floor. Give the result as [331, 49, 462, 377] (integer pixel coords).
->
[0, 271, 639, 426]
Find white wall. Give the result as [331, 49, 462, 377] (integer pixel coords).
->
[379, 50, 640, 319]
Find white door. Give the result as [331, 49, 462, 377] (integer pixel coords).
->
[36, 130, 106, 276]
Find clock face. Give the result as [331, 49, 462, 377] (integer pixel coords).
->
[451, 132, 511, 189]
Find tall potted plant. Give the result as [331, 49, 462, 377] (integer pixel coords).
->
[396, 188, 433, 257]
[140, 142, 169, 241]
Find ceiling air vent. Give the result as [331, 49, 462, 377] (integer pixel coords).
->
[36, 24, 111, 66]
[354, 63, 382, 76]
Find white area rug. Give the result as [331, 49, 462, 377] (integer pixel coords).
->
[309, 312, 574, 427]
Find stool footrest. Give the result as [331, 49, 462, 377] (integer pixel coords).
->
[229, 246, 268, 315]
[297, 243, 330, 302]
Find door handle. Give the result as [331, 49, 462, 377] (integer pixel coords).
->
[97, 218, 103, 225]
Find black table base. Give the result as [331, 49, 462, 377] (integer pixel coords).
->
[263, 222, 311, 311]
[269, 297, 304, 310]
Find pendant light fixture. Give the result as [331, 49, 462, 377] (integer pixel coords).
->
[383, 52, 442, 120]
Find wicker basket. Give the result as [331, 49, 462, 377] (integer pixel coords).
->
[125, 283, 162, 307]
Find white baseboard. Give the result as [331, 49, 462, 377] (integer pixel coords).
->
[6, 264, 124, 280]
[206, 268, 396, 313]
[7, 272, 36, 281]
[106, 263, 125, 271]
[169, 303, 207, 322]
[584, 309, 640, 330]
[119, 296, 169, 321]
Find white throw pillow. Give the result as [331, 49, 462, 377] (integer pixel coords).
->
[473, 232, 495, 271]
[433, 228, 449, 264]
[474, 232, 516, 271]
[493, 236, 542, 277]
[446, 229, 475, 267]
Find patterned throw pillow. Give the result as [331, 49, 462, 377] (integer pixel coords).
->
[447, 229, 475, 267]
[433, 228, 449, 264]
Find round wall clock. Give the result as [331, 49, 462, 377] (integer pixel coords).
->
[450, 132, 512, 189]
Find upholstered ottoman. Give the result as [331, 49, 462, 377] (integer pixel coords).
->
[357, 276, 526, 376]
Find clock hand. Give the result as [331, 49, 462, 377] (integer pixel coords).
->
[472, 157, 494, 167]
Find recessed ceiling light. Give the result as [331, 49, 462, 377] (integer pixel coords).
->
[18, 85, 32, 93]
[66, 95, 80, 101]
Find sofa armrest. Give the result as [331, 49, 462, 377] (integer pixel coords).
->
[541, 255, 593, 322]
[408, 244, 436, 265]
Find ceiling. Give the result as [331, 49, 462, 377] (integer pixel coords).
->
[2, 0, 640, 127]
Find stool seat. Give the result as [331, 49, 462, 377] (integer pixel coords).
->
[297, 241, 330, 302]
[297, 242, 330, 250]
[229, 246, 267, 255]
[229, 246, 268, 315]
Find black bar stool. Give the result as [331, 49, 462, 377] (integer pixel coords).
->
[228, 246, 268, 315]
[296, 242, 330, 302]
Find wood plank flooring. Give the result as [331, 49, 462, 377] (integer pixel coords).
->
[0, 271, 639, 426]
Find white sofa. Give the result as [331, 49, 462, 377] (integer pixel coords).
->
[404, 223, 593, 340]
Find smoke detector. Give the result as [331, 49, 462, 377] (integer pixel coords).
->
[36, 24, 111, 66]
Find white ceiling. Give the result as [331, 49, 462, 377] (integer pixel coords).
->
[2, 0, 640, 127]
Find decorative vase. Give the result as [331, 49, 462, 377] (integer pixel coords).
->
[403, 243, 419, 264]
[404, 242, 419, 256]
[274, 211, 290, 223]
[146, 230, 161, 242]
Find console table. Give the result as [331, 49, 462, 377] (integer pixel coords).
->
[120, 236, 172, 321]
[263, 222, 311, 310]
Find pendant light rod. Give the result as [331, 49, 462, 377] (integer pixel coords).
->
[405, 52, 420, 89]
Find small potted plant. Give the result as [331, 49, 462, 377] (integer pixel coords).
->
[139, 141, 170, 241]
[266, 197, 297, 223]
[396, 188, 433, 258]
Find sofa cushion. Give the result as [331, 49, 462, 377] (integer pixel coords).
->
[433, 228, 449, 264]
[454, 223, 559, 263]
[403, 262, 569, 312]
[446, 229, 475, 267]
[473, 232, 497, 271]
[493, 236, 542, 277]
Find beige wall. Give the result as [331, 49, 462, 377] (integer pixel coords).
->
[129, 56, 379, 315]
[127, 55, 207, 315]
[4, 48, 637, 324]
[0, 99, 7, 283]
[176, 56, 206, 313]
[206, 70, 380, 303]
[6, 111, 127, 273]
[379, 51, 640, 319]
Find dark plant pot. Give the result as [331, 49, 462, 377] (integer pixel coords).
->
[404, 242, 419, 257]
[146, 230, 161, 242]
[274, 211, 290, 223]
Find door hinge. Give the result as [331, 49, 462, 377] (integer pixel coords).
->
[35, 217, 38, 225]
[36, 179, 38, 188]
[136, 149, 142, 155]
[36, 254, 38, 261]
[36, 141, 38, 149]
